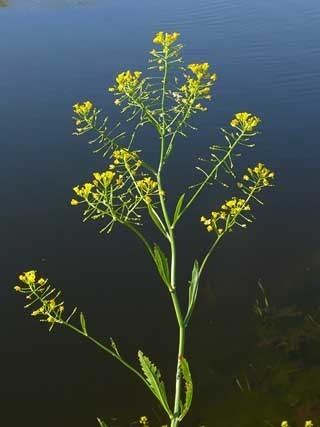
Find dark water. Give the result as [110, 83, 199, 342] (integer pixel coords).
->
[1, 1, 320, 426]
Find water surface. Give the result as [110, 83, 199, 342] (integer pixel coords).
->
[1, 1, 320, 426]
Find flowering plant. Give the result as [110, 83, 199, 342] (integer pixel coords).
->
[15, 32, 274, 427]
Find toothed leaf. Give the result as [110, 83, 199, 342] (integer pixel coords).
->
[178, 357, 193, 421]
[138, 350, 172, 417]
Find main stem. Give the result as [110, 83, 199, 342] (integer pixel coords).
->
[157, 47, 185, 426]
[170, 292, 185, 427]
[157, 176, 185, 426]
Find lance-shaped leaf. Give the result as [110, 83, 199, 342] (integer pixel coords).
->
[184, 260, 200, 326]
[153, 244, 171, 289]
[80, 312, 88, 336]
[178, 357, 193, 421]
[138, 351, 173, 417]
[172, 193, 185, 225]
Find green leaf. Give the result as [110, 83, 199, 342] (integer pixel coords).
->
[147, 205, 168, 237]
[97, 418, 108, 427]
[173, 193, 185, 225]
[184, 260, 200, 326]
[138, 350, 173, 417]
[153, 244, 171, 288]
[178, 357, 193, 421]
[80, 312, 88, 336]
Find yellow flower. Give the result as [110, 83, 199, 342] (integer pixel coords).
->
[49, 299, 56, 310]
[153, 31, 180, 46]
[230, 112, 261, 132]
[73, 100, 93, 116]
[70, 198, 79, 206]
[305, 421, 313, 427]
[139, 416, 149, 426]
[14, 286, 21, 292]
[281, 422, 289, 427]
[31, 309, 41, 316]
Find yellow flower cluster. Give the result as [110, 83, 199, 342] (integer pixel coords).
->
[112, 148, 140, 164]
[221, 198, 251, 215]
[71, 170, 116, 206]
[153, 31, 180, 46]
[200, 197, 250, 234]
[137, 176, 158, 191]
[14, 271, 64, 326]
[187, 63, 217, 81]
[244, 163, 275, 187]
[70, 148, 161, 211]
[177, 63, 217, 111]
[17, 270, 37, 287]
[136, 176, 163, 204]
[73, 100, 93, 116]
[31, 298, 64, 323]
[109, 148, 142, 174]
[72, 182, 95, 199]
[109, 70, 142, 95]
[92, 170, 116, 186]
[230, 112, 261, 132]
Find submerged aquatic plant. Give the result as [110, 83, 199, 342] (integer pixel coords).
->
[15, 32, 275, 426]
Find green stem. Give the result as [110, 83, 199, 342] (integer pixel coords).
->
[158, 49, 169, 173]
[199, 235, 222, 276]
[170, 295, 185, 426]
[199, 177, 263, 276]
[124, 222, 155, 261]
[176, 130, 245, 223]
[65, 322, 149, 386]
[28, 288, 151, 396]
[157, 174, 185, 426]
[155, 49, 187, 426]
